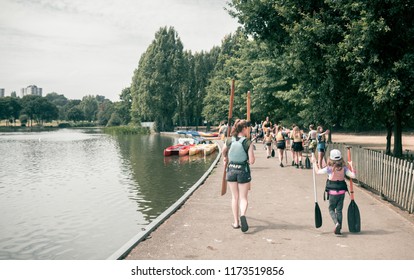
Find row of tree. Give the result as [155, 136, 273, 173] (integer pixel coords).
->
[129, 1, 413, 156]
[0, 90, 132, 127]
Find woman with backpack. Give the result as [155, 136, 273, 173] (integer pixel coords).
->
[222, 119, 256, 233]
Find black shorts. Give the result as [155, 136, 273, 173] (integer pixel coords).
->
[276, 141, 285, 150]
[226, 163, 251, 184]
[292, 142, 303, 152]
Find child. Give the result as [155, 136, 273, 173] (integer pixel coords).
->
[313, 149, 356, 235]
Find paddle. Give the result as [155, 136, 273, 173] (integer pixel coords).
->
[346, 146, 361, 232]
[312, 154, 323, 228]
[305, 146, 311, 169]
[221, 79, 235, 196]
[247, 91, 251, 140]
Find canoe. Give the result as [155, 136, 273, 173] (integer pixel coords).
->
[189, 144, 204, 156]
[203, 143, 218, 155]
[189, 143, 218, 156]
[163, 144, 185, 156]
[198, 132, 219, 138]
[178, 144, 195, 156]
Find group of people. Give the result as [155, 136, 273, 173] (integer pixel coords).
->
[222, 117, 355, 235]
[252, 117, 330, 170]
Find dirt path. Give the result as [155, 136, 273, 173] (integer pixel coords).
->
[332, 132, 414, 154]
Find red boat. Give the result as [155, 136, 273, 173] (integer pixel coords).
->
[163, 144, 185, 156]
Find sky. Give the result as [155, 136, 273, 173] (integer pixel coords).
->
[0, 0, 240, 101]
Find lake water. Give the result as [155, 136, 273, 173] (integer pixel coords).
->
[0, 129, 217, 259]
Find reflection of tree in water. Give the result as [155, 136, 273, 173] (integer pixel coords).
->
[114, 134, 216, 223]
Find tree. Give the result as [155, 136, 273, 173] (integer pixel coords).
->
[20, 95, 58, 125]
[116, 87, 132, 125]
[0, 97, 21, 125]
[131, 26, 186, 132]
[80, 95, 99, 122]
[66, 106, 84, 122]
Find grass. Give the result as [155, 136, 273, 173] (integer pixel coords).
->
[103, 125, 150, 135]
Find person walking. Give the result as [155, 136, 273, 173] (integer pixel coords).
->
[222, 119, 255, 233]
[307, 124, 317, 158]
[291, 126, 304, 168]
[264, 129, 273, 158]
[275, 125, 286, 167]
[313, 149, 356, 235]
[317, 126, 330, 168]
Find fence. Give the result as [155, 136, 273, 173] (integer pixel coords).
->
[326, 143, 414, 214]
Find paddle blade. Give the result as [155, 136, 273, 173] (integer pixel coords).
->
[347, 200, 361, 232]
[221, 165, 227, 196]
[305, 157, 311, 169]
[315, 202, 323, 228]
[271, 149, 275, 157]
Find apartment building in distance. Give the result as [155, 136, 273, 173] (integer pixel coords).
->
[0, 88, 4, 97]
[21, 85, 42, 97]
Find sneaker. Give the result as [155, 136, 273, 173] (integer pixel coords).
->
[292, 160, 295, 166]
[334, 223, 341, 235]
[280, 163, 284, 167]
[296, 164, 299, 169]
[267, 156, 271, 159]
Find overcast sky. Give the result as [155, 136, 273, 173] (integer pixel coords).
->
[0, 0, 240, 101]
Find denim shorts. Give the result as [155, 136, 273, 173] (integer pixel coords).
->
[226, 163, 251, 184]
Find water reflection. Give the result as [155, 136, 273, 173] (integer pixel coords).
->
[113, 134, 217, 221]
[0, 130, 217, 259]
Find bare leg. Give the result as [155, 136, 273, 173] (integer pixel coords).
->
[238, 183, 250, 216]
[229, 182, 240, 226]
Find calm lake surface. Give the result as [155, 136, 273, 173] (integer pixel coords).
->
[0, 129, 217, 259]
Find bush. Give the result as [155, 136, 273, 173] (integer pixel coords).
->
[103, 125, 150, 135]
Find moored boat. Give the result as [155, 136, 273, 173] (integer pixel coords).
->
[163, 144, 185, 156]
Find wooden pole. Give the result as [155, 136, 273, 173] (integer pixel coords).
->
[221, 79, 235, 196]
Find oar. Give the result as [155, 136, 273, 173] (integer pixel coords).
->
[247, 90, 251, 140]
[221, 79, 235, 196]
[312, 154, 323, 228]
[346, 146, 361, 232]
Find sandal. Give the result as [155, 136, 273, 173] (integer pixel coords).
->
[232, 224, 240, 229]
[240, 216, 249, 233]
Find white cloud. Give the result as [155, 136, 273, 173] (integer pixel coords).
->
[0, 0, 239, 100]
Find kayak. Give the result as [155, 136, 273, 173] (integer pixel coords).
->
[178, 144, 195, 156]
[198, 132, 219, 138]
[189, 143, 218, 156]
[163, 144, 185, 156]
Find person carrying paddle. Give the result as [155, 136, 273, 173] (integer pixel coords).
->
[222, 119, 255, 233]
[313, 149, 356, 235]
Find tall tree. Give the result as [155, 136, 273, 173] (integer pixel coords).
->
[131, 26, 186, 132]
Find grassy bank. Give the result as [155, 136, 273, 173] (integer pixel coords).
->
[103, 125, 150, 135]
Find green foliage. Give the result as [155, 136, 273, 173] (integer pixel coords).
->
[103, 125, 150, 135]
[131, 26, 186, 132]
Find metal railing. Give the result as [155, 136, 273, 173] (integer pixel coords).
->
[326, 143, 414, 214]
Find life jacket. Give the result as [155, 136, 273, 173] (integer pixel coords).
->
[228, 136, 249, 164]
[324, 168, 349, 200]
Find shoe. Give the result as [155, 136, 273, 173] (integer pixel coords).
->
[334, 223, 341, 235]
[232, 224, 240, 229]
[296, 164, 299, 169]
[292, 160, 295, 166]
[240, 216, 249, 233]
[267, 156, 271, 159]
[280, 163, 284, 167]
